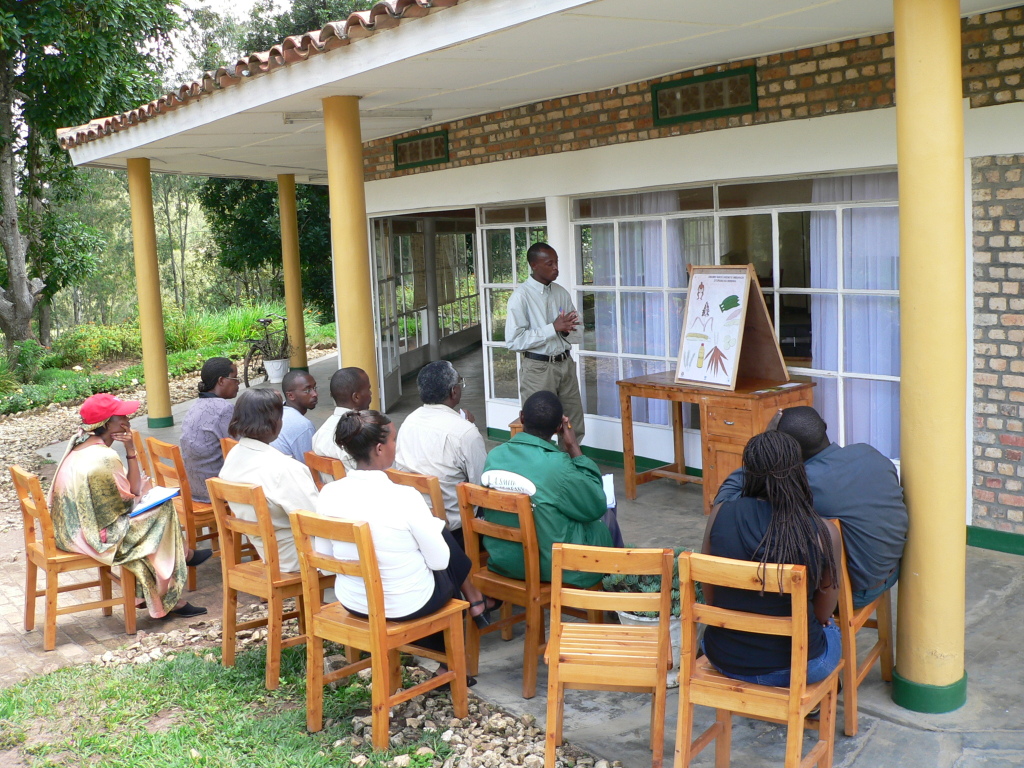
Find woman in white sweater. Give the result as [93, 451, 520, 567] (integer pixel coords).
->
[316, 410, 493, 678]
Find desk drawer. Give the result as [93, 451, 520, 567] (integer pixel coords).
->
[705, 406, 752, 439]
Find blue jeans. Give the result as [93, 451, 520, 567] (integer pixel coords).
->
[852, 566, 899, 610]
[708, 619, 842, 687]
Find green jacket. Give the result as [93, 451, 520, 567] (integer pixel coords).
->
[481, 433, 611, 588]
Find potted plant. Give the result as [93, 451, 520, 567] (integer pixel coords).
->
[602, 546, 703, 688]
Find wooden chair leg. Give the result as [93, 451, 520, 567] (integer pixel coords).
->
[877, 590, 894, 682]
[445, 617, 469, 718]
[818, 679, 839, 768]
[43, 568, 59, 651]
[306, 635, 325, 732]
[99, 566, 113, 616]
[222, 587, 238, 668]
[840, 613, 859, 737]
[522, 602, 543, 699]
[466, 611, 481, 677]
[266, 594, 284, 690]
[296, 595, 306, 636]
[500, 600, 514, 641]
[714, 709, 731, 768]
[24, 558, 37, 632]
[121, 568, 137, 635]
[650, 684, 667, 768]
[674, 689, 695, 768]
[388, 649, 402, 695]
[784, 713, 805, 768]
[544, 673, 563, 768]
[371, 653, 393, 750]
[186, 524, 199, 592]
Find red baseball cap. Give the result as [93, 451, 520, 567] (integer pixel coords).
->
[80, 393, 140, 424]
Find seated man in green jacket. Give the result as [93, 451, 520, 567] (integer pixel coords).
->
[480, 390, 612, 588]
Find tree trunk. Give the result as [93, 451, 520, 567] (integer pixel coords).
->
[38, 297, 51, 346]
[72, 288, 82, 325]
[0, 54, 43, 347]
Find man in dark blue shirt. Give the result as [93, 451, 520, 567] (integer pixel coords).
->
[714, 406, 907, 608]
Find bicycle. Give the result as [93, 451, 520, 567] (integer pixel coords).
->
[243, 313, 289, 387]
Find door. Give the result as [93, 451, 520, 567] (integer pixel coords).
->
[371, 218, 402, 410]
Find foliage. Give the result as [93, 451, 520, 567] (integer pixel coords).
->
[163, 305, 215, 353]
[602, 547, 702, 618]
[8, 339, 48, 383]
[0, 355, 17, 395]
[0, 645, 451, 767]
[49, 323, 142, 368]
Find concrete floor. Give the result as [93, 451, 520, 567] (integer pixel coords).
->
[29, 347, 1024, 767]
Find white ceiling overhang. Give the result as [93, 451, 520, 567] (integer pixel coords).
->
[64, 0, 1016, 181]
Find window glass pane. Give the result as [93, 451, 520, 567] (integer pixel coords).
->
[622, 358, 674, 426]
[719, 214, 773, 288]
[581, 355, 620, 419]
[843, 296, 900, 376]
[720, 172, 898, 208]
[811, 376, 840, 445]
[488, 289, 511, 343]
[620, 293, 666, 356]
[669, 292, 687, 357]
[486, 229, 512, 284]
[579, 291, 618, 353]
[619, 220, 664, 287]
[843, 207, 899, 290]
[779, 294, 838, 370]
[667, 217, 714, 288]
[515, 227, 549, 283]
[573, 188, 713, 219]
[527, 205, 547, 223]
[490, 347, 519, 400]
[483, 206, 528, 225]
[577, 223, 615, 287]
[844, 378, 900, 460]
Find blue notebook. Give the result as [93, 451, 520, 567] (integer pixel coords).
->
[130, 486, 180, 517]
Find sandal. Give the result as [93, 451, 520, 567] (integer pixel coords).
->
[468, 600, 493, 630]
[160, 602, 208, 620]
[185, 549, 214, 567]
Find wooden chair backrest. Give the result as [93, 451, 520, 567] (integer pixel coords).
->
[826, 518, 860, 618]
[10, 465, 56, 560]
[206, 478, 285, 581]
[220, 437, 238, 459]
[679, 552, 810, 692]
[291, 510, 385, 635]
[456, 482, 540, 584]
[385, 468, 447, 522]
[303, 451, 346, 491]
[131, 430, 154, 479]
[146, 437, 198, 513]
[552, 543, 673, 616]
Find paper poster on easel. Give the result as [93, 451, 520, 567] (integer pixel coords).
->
[675, 264, 789, 390]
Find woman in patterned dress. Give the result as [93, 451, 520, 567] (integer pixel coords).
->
[48, 394, 209, 620]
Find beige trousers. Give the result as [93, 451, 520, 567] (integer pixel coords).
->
[518, 355, 585, 442]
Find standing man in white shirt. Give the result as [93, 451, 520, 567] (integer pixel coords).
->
[270, 371, 318, 462]
[505, 242, 585, 442]
[311, 367, 371, 472]
[395, 360, 487, 548]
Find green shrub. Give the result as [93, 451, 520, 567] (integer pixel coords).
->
[50, 323, 140, 367]
[0, 356, 18, 396]
[163, 306, 215, 353]
[9, 339, 48, 383]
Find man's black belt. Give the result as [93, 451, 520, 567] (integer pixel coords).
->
[523, 350, 571, 363]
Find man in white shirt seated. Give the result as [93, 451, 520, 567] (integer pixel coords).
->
[395, 360, 487, 549]
[270, 371, 318, 462]
[311, 367, 371, 473]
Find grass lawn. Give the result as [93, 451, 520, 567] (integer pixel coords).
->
[0, 646, 452, 768]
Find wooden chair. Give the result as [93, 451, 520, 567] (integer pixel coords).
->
[385, 468, 447, 522]
[303, 450, 346, 491]
[11, 465, 137, 651]
[146, 437, 219, 591]
[290, 509, 469, 749]
[220, 437, 238, 459]
[131, 430, 154, 480]
[206, 477, 329, 690]
[545, 544, 674, 768]
[675, 552, 840, 768]
[457, 481, 602, 699]
[829, 519, 894, 737]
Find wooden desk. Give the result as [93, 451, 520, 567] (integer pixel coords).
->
[617, 373, 814, 513]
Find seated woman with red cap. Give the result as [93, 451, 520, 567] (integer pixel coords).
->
[48, 393, 211, 620]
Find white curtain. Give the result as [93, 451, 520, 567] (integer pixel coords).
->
[811, 173, 900, 458]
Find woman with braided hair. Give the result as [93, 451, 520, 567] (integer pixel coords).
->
[701, 430, 842, 686]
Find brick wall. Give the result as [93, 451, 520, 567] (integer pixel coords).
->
[972, 154, 1024, 533]
[363, 6, 1024, 182]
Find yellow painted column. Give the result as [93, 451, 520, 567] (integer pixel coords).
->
[126, 158, 173, 429]
[323, 95, 378, 408]
[892, 0, 967, 712]
[278, 174, 309, 370]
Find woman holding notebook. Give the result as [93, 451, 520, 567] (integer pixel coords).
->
[48, 393, 210, 620]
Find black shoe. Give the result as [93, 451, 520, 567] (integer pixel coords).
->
[186, 549, 214, 567]
[161, 602, 208, 620]
[469, 601, 493, 630]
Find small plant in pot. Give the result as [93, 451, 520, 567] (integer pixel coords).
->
[602, 546, 704, 687]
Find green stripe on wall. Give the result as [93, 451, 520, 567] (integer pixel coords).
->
[967, 525, 1024, 556]
[485, 427, 702, 477]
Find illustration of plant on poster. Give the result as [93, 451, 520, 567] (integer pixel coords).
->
[675, 267, 751, 389]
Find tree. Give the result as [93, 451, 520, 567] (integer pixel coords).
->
[0, 0, 181, 346]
